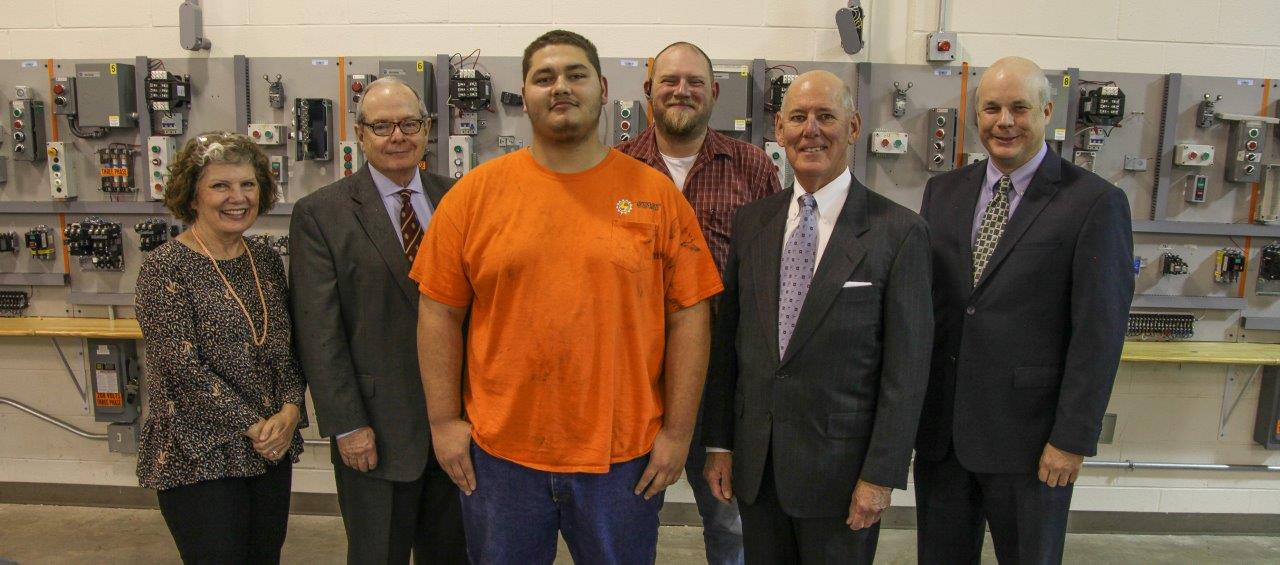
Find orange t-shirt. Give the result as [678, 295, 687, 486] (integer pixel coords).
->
[409, 148, 723, 473]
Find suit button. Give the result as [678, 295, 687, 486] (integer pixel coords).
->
[775, 371, 788, 380]
[949, 355, 957, 363]
[965, 306, 976, 315]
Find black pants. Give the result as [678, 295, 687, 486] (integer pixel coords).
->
[914, 445, 1073, 565]
[156, 461, 293, 565]
[333, 455, 467, 564]
[739, 451, 880, 564]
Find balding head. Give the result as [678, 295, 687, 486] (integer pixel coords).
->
[974, 56, 1053, 173]
[774, 70, 861, 191]
[979, 56, 1051, 107]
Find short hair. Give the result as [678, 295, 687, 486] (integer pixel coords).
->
[522, 29, 602, 80]
[163, 132, 278, 224]
[1033, 74, 1052, 106]
[355, 76, 429, 125]
[653, 41, 714, 78]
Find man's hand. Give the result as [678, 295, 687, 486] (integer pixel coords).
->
[847, 480, 892, 531]
[252, 404, 301, 462]
[703, 451, 734, 503]
[431, 419, 476, 495]
[634, 427, 692, 500]
[1038, 442, 1084, 487]
[336, 426, 378, 473]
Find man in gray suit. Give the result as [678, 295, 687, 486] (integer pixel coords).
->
[290, 77, 466, 564]
[702, 71, 933, 563]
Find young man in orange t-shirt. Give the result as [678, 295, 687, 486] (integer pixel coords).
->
[411, 30, 723, 562]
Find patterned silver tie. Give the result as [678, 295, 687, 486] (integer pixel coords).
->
[973, 175, 1013, 285]
[779, 193, 818, 357]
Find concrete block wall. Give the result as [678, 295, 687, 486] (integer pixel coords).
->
[3, 0, 1280, 515]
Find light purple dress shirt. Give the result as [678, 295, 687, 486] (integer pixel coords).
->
[970, 142, 1049, 245]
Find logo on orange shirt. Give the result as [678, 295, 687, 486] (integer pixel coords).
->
[615, 199, 634, 215]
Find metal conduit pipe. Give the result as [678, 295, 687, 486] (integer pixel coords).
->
[1085, 460, 1280, 472]
[0, 397, 108, 440]
[2, 397, 330, 446]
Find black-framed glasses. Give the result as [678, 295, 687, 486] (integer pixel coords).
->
[359, 118, 427, 136]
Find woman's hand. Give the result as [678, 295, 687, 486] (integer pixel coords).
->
[252, 404, 300, 462]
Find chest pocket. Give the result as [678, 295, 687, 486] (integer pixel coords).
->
[611, 220, 658, 273]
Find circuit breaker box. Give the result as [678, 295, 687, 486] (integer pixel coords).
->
[710, 65, 751, 134]
[74, 63, 138, 128]
[88, 339, 140, 424]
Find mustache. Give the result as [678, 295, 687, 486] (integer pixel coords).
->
[550, 96, 579, 108]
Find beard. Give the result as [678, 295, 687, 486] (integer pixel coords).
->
[654, 101, 712, 139]
[533, 99, 603, 144]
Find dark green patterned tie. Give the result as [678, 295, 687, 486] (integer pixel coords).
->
[973, 175, 1012, 285]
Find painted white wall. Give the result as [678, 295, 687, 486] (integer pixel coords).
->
[3, 0, 1280, 515]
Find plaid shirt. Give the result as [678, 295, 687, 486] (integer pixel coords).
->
[617, 127, 782, 273]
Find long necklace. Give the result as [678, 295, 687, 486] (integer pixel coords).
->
[191, 229, 269, 347]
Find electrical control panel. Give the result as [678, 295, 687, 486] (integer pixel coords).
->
[870, 131, 909, 154]
[24, 225, 55, 260]
[97, 145, 139, 193]
[346, 73, 376, 113]
[711, 65, 751, 134]
[294, 98, 333, 161]
[764, 141, 793, 188]
[10, 97, 47, 161]
[926, 107, 957, 172]
[247, 123, 286, 145]
[0, 290, 30, 317]
[145, 136, 177, 201]
[134, 218, 169, 252]
[74, 63, 137, 128]
[1174, 143, 1216, 166]
[925, 31, 958, 62]
[1223, 118, 1269, 183]
[64, 217, 124, 271]
[1185, 174, 1208, 203]
[450, 68, 492, 113]
[1078, 84, 1125, 126]
[88, 339, 141, 424]
[46, 142, 75, 200]
[447, 135, 475, 179]
[51, 76, 77, 116]
[612, 100, 646, 144]
[337, 140, 364, 178]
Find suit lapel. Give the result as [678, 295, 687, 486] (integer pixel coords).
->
[420, 170, 449, 208]
[973, 150, 1062, 289]
[751, 193, 789, 366]
[781, 180, 870, 366]
[350, 166, 419, 303]
[956, 164, 985, 294]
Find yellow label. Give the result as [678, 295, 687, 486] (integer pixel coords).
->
[740, 66, 749, 77]
[1062, 75, 1070, 87]
[416, 60, 425, 72]
[109, 63, 117, 75]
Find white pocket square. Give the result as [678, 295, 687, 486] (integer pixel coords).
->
[842, 281, 872, 288]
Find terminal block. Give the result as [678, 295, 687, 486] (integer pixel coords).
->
[1127, 312, 1194, 341]
[134, 218, 169, 251]
[98, 145, 139, 193]
[1160, 252, 1189, 275]
[24, 226, 56, 260]
[0, 232, 18, 253]
[449, 68, 492, 113]
[1214, 248, 1245, 283]
[0, 290, 30, 317]
[64, 217, 124, 271]
[1078, 85, 1125, 126]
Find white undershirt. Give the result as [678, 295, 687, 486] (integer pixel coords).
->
[660, 152, 698, 192]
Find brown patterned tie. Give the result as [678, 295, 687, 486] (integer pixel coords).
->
[398, 189, 423, 264]
[972, 175, 1012, 285]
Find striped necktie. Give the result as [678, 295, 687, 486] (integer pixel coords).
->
[398, 189, 423, 264]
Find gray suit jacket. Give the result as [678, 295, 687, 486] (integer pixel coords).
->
[704, 178, 933, 518]
[289, 165, 452, 482]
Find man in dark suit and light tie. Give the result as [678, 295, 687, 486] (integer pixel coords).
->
[913, 56, 1134, 564]
[290, 78, 466, 563]
[702, 70, 933, 563]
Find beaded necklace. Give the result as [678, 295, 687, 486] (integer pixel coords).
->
[191, 230, 269, 347]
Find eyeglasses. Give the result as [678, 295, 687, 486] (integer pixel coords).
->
[359, 118, 427, 136]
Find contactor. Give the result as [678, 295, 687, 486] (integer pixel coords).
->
[1214, 248, 1245, 283]
[1160, 252, 1190, 275]
[24, 226, 55, 260]
[64, 217, 124, 271]
[134, 218, 169, 251]
[1078, 84, 1125, 126]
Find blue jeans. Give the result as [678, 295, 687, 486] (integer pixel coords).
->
[686, 416, 745, 565]
[461, 443, 664, 565]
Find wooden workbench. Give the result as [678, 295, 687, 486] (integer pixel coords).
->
[0, 317, 142, 339]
